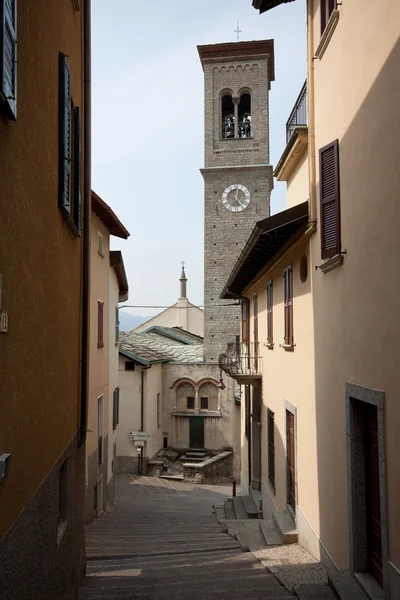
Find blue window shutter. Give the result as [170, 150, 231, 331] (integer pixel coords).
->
[1, 0, 17, 120]
[59, 53, 72, 214]
[73, 106, 82, 230]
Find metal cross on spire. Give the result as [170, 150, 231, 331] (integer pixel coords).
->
[234, 21, 242, 42]
[181, 260, 185, 268]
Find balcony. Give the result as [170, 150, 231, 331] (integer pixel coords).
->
[219, 342, 262, 385]
[286, 81, 307, 143]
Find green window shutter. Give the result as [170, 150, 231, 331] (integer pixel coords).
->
[59, 53, 72, 214]
[73, 106, 82, 230]
[1, 0, 17, 119]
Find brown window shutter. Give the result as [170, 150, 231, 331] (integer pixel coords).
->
[97, 301, 104, 347]
[283, 266, 293, 346]
[321, 0, 337, 34]
[268, 409, 275, 488]
[320, 139, 341, 259]
[267, 280, 273, 344]
[241, 299, 249, 343]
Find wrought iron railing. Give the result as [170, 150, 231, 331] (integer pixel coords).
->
[219, 341, 262, 379]
[286, 81, 307, 143]
[222, 117, 252, 138]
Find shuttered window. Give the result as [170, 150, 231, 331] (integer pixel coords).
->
[73, 106, 82, 231]
[245, 386, 250, 439]
[268, 409, 275, 489]
[321, 0, 337, 34]
[97, 301, 104, 348]
[266, 280, 273, 345]
[0, 0, 17, 119]
[241, 299, 249, 343]
[113, 387, 120, 430]
[283, 265, 293, 347]
[320, 140, 341, 259]
[59, 53, 72, 214]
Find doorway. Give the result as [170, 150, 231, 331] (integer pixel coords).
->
[286, 409, 296, 514]
[189, 417, 204, 449]
[251, 384, 261, 490]
[346, 383, 387, 591]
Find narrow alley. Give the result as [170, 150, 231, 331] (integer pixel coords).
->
[78, 475, 297, 600]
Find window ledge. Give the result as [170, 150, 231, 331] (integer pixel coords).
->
[97, 342, 104, 349]
[318, 253, 344, 274]
[172, 409, 222, 418]
[280, 343, 295, 352]
[264, 342, 274, 350]
[219, 137, 254, 142]
[61, 211, 81, 237]
[315, 9, 340, 59]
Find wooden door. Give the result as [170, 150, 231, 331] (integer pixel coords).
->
[365, 405, 383, 586]
[286, 410, 296, 513]
[189, 417, 204, 449]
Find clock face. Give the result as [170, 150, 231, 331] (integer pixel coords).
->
[222, 184, 251, 212]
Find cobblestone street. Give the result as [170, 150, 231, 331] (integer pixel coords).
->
[78, 475, 297, 600]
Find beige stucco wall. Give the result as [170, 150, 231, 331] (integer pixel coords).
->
[117, 355, 141, 461]
[308, 0, 400, 575]
[286, 149, 309, 209]
[144, 364, 164, 459]
[108, 268, 120, 487]
[242, 238, 318, 553]
[133, 303, 204, 337]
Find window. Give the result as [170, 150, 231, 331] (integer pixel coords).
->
[0, 0, 17, 120]
[157, 393, 161, 428]
[200, 397, 208, 410]
[97, 301, 104, 348]
[283, 265, 293, 347]
[125, 361, 135, 371]
[115, 307, 119, 343]
[112, 387, 119, 430]
[98, 395, 103, 466]
[245, 386, 250, 439]
[267, 410, 275, 489]
[59, 53, 82, 233]
[321, 0, 337, 34]
[176, 382, 196, 411]
[98, 232, 104, 257]
[266, 280, 273, 346]
[238, 93, 251, 138]
[199, 382, 218, 411]
[320, 139, 341, 259]
[221, 93, 234, 138]
[241, 299, 249, 343]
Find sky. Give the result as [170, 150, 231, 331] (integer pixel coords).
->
[91, 0, 307, 319]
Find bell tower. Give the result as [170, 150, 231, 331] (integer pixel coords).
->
[198, 40, 275, 362]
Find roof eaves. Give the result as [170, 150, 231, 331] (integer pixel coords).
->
[252, 0, 296, 14]
[119, 348, 149, 366]
[143, 326, 192, 345]
[91, 190, 130, 239]
[110, 251, 129, 301]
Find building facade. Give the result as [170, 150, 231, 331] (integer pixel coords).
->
[0, 1, 90, 598]
[86, 191, 129, 523]
[222, 1, 400, 597]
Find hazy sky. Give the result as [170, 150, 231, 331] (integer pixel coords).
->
[91, 0, 306, 318]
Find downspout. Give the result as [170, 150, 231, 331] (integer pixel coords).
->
[139, 365, 151, 475]
[79, 0, 91, 444]
[307, 0, 317, 223]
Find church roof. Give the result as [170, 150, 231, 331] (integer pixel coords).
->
[119, 330, 204, 365]
[142, 326, 203, 345]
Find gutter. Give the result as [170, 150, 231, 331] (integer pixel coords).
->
[307, 0, 317, 223]
[79, 0, 91, 444]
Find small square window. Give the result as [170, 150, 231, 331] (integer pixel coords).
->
[187, 396, 195, 410]
[200, 397, 208, 410]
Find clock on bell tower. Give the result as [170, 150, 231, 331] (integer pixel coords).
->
[198, 40, 275, 362]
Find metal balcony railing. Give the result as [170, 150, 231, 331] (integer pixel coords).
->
[219, 341, 262, 380]
[286, 81, 307, 143]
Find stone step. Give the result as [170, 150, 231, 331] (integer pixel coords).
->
[224, 498, 236, 520]
[272, 510, 298, 544]
[186, 450, 207, 457]
[236, 529, 268, 552]
[328, 571, 371, 600]
[259, 519, 283, 546]
[243, 494, 259, 519]
[233, 496, 248, 519]
[179, 455, 205, 462]
[159, 474, 184, 481]
[294, 583, 338, 600]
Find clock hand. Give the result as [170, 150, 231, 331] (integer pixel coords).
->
[236, 193, 246, 209]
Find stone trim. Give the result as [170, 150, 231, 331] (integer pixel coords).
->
[345, 382, 389, 594]
[317, 253, 344, 274]
[315, 9, 340, 60]
[284, 400, 298, 520]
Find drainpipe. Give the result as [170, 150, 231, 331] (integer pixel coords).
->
[139, 365, 151, 475]
[307, 0, 317, 224]
[79, 0, 91, 444]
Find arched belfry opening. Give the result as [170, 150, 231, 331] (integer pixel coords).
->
[221, 93, 234, 138]
[238, 93, 251, 137]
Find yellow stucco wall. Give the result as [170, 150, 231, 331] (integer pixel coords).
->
[0, 0, 84, 540]
[287, 150, 309, 209]
[309, 0, 400, 571]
